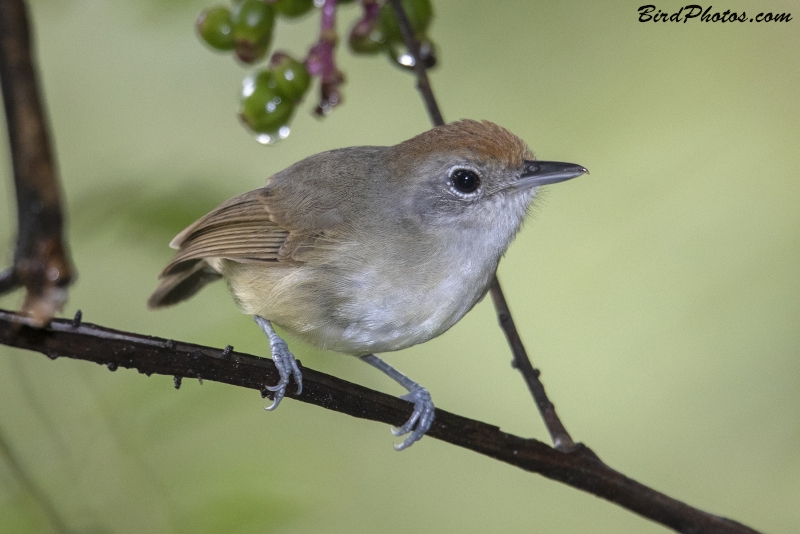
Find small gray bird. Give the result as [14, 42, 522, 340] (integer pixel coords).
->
[148, 120, 586, 449]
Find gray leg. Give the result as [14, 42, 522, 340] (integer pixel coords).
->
[254, 316, 302, 411]
[360, 354, 435, 451]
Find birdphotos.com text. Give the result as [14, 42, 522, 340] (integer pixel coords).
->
[637, 5, 792, 23]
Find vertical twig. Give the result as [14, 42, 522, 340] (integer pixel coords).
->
[0, 0, 74, 326]
[387, 0, 574, 451]
[488, 277, 574, 449]
[386, 0, 443, 126]
[0, 426, 68, 532]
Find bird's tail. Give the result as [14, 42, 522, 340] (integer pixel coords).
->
[147, 259, 222, 309]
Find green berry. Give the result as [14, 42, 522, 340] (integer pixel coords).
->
[379, 0, 433, 44]
[270, 54, 311, 102]
[232, 0, 276, 64]
[274, 0, 315, 18]
[196, 6, 235, 51]
[348, 18, 386, 55]
[386, 35, 437, 70]
[240, 71, 295, 134]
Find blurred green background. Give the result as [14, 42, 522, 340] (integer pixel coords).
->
[1, 0, 798, 532]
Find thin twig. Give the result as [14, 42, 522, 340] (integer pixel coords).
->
[386, 0, 574, 450]
[0, 309, 761, 534]
[0, 425, 68, 532]
[488, 276, 575, 449]
[0, 0, 74, 326]
[386, 0, 444, 126]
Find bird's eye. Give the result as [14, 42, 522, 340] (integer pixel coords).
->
[450, 168, 481, 194]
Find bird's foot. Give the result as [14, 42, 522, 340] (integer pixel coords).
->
[254, 316, 302, 411]
[262, 335, 302, 411]
[392, 385, 435, 451]
[359, 353, 436, 451]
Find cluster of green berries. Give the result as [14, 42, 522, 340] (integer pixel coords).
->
[196, 0, 435, 141]
[196, 0, 316, 64]
[197, 0, 315, 139]
[348, 0, 435, 69]
[240, 53, 311, 141]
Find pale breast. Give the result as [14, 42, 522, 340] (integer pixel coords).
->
[302, 228, 501, 355]
[331, 258, 494, 354]
[223, 234, 497, 356]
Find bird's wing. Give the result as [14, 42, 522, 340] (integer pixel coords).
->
[159, 188, 292, 277]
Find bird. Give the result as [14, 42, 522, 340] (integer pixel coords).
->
[148, 119, 586, 450]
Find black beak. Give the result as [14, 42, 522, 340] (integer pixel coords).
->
[514, 160, 588, 190]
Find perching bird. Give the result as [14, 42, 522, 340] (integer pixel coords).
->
[148, 120, 586, 449]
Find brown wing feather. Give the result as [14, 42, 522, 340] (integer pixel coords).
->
[148, 259, 222, 309]
[160, 189, 291, 277]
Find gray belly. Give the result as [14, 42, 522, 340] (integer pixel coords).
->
[301, 250, 497, 355]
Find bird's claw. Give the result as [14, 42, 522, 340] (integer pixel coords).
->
[392, 386, 434, 451]
[263, 335, 302, 411]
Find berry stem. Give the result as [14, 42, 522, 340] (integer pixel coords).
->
[306, 0, 344, 115]
[360, 0, 379, 25]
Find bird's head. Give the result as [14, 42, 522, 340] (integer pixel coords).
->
[384, 120, 587, 247]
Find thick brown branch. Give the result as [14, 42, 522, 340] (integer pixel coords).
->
[0, 0, 74, 326]
[387, 0, 573, 450]
[0, 309, 760, 534]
